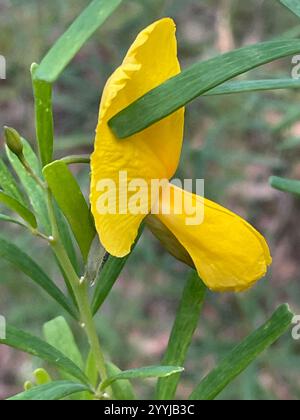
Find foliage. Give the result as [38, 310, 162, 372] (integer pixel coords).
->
[0, 0, 300, 400]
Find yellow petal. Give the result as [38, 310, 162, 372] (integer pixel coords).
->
[90, 18, 184, 257]
[149, 184, 272, 292]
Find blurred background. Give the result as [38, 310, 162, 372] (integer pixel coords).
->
[1, 0, 300, 400]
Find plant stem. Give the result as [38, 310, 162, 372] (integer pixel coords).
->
[18, 152, 109, 389]
[60, 155, 90, 165]
[18, 154, 47, 190]
[46, 189, 109, 385]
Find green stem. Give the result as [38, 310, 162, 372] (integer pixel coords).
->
[46, 189, 108, 385]
[18, 149, 109, 389]
[18, 154, 47, 190]
[61, 155, 90, 165]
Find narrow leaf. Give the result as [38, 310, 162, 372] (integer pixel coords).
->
[34, 0, 123, 83]
[277, 136, 300, 150]
[6, 139, 50, 233]
[0, 214, 27, 228]
[0, 191, 37, 228]
[270, 176, 300, 195]
[6, 141, 77, 272]
[272, 107, 300, 133]
[8, 381, 90, 401]
[156, 272, 206, 400]
[280, 0, 300, 17]
[106, 362, 136, 400]
[91, 226, 144, 315]
[31, 64, 54, 167]
[0, 235, 77, 318]
[206, 78, 300, 96]
[109, 40, 300, 137]
[43, 317, 84, 370]
[0, 326, 89, 385]
[101, 366, 184, 391]
[43, 161, 95, 261]
[0, 158, 26, 204]
[92, 255, 128, 314]
[55, 208, 79, 275]
[189, 304, 294, 400]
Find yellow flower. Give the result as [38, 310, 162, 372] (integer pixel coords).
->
[90, 18, 272, 292]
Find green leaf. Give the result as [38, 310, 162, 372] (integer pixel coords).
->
[156, 272, 206, 400]
[270, 176, 300, 195]
[280, 0, 300, 17]
[206, 78, 300, 96]
[0, 158, 26, 204]
[0, 235, 77, 319]
[31, 64, 54, 167]
[109, 40, 300, 138]
[106, 362, 136, 400]
[0, 326, 90, 385]
[92, 255, 128, 315]
[6, 140, 78, 272]
[91, 225, 144, 315]
[277, 136, 300, 151]
[43, 161, 95, 261]
[0, 191, 37, 228]
[55, 208, 79, 275]
[272, 108, 300, 133]
[43, 317, 83, 370]
[8, 381, 90, 401]
[6, 139, 50, 233]
[34, 0, 123, 83]
[0, 214, 27, 228]
[100, 365, 184, 391]
[189, 304, 294, 400]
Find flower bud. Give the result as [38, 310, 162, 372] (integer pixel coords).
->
[23, 381, 33, 391]
[34, 368, 52, 385]
[3, 126, 24, 157]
